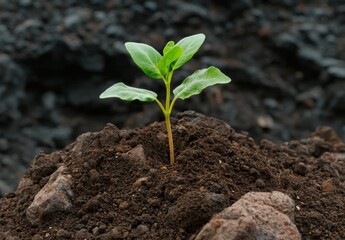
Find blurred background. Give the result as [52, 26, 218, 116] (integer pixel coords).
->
[0, 0, 344, 195]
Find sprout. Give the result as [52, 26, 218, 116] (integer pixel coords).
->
[100, 34, 231, 164]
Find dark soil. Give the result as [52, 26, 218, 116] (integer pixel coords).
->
[1, 0, 345, 195]
[1, 112, 344, 240]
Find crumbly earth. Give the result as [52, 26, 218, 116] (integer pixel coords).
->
[0, 112, 344, 240]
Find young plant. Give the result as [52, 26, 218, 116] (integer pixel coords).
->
[100, 33, 231, 165]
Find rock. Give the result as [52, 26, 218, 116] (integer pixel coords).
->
[56, 229, 71, 238]
[75, 229, 92, 239]
[177, 2, 208, 19]
[105, 25, 124, 38]
[257, 115, 275, 129]
[31, 234, 43, 240]
[14, 19, 42, 35]
[321, 58, 345, 68]
[297, 47, 323, 71]
[195, 191, 301, 240]
[133, 177, 149, 188]
[26, 166, 73, 225]
[63, 7, 92, 30]
[122, 144, 147, 166]
[18, 0, 32, 7]
[41, 91, 57, 111]
[164, 191, 228, 231]
[327, 66, 345, 79]
[144, 1, 157, 11]
[275, 33, 300, 53]
[62, 34, 82, 51]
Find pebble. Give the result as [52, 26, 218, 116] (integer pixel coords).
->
[327, 66, 345, 79]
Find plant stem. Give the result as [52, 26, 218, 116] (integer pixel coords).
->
[165, 113, 175, 164]
[164, 72, 175, 165]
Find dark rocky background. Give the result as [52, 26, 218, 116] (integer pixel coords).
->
[0, 0, 344, 195]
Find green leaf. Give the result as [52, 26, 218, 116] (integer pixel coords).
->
[99, 82, 157, 102]
[157, 45, 183, 78]
[163, 41, 175, 55]
[173, 67, 231, 100]
[125, 42, 162, 79]
[174, 33, 205, 70]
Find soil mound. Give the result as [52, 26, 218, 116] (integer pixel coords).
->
[1, 112, 344, 239]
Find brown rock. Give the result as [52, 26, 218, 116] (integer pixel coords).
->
[26, 166, 73, 225]
[195, 191, 301, 240]
[122, 144, 147, 165]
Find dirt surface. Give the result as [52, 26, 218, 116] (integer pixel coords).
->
[1, 112, 344, 240]
[1, 0, 345, 195]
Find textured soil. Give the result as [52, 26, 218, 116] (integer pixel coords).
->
[2, 0, 345, 195]
[0, 112, 344, 240]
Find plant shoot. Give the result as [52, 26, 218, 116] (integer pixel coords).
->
[100, 34, 231, 165]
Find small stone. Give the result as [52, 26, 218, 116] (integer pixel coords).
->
[74, 224, 85, 230]
[14, 19, 42, 34]
[19, 0, 32, 7]
[63, 8, 92, 30]
[276, 33, 300, 52]
[75, 229, 92, 239]
[122, 145, 147, 166]
[133, 177, 149, 188]
[195, 191, 301, 240]
[257, 115, 275, 129]
[56, 229, 71, 238]
[136, 224, 149, 233]
[327, 66, 345, 79]
[105, 25, 124, 38]
[92, 226, 100, 235]
[26, 166, 73, 225]
[298, 47, 323, 70]
[31, 234, 43, 240]
[62, 34, 82, 50]
[119, 201, 129, 209]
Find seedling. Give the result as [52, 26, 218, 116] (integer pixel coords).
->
[100, 33, 231, 165]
